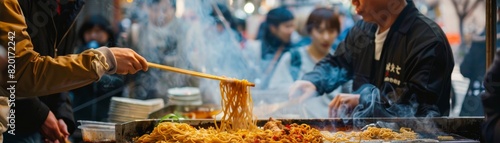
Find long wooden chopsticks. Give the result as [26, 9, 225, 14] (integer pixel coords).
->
[147, 62, 255, 87]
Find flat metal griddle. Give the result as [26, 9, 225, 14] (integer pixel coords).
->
[116, 117, 483, 143]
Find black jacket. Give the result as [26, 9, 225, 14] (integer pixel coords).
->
[482, 50, 500, 143]
[302, 1, 454, 117]
[9, 0, 84, 135]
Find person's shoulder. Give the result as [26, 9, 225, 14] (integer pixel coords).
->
[405, 14, 452, 57]
[345, 21, 376, 41]
[409, 13, 448, 43]
[245, 40, 262, 49]
[296, 46, 308, 55]
[281, 51, 292, 61]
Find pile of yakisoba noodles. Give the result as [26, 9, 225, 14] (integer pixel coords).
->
[135, 79, 417, 143]
[321, 127, 417, 142]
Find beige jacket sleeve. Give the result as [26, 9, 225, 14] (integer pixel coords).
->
[0, 0, 116, 97]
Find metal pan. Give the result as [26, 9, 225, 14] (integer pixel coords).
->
[116, 117, 483, 143]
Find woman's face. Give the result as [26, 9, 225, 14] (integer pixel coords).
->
[83, 26, 109, 45]
[270, 20, 295, 43]
[310, 22, 338, 54]
[148, 0, 175, 27]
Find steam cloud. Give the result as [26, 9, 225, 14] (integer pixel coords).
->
[124, 0, 256, 104]
[350, 83, 442, 134]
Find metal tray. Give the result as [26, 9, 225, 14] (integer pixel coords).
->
[116, 117, 483, 143]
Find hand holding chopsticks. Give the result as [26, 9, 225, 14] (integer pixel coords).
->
[147, 62, 255, 87]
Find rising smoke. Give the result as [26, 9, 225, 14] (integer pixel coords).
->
[124, 0, 256, 104]
[350, 83, 442, 134]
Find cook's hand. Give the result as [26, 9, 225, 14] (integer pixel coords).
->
[41, 111, 67, 143]
[58, 119, 69, 140]
[288, 80, 317, 103]
[328, 94, 360, 118]
[109, 48, 148, 74]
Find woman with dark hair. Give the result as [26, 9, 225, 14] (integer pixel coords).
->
[269, 7, 340, 89]
[267, 7, 347, 118]
[247, 7, 297, 89]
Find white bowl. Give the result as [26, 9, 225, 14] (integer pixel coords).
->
[168, 87, 200, 96]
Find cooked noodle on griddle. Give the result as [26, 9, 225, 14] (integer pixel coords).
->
[134, 78, 418, 143]
[135, 120, 323, 143]
[321, 127, 417, 142]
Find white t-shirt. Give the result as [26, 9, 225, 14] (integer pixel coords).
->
[375, 27, 390, 60]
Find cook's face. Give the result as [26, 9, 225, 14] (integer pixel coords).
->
[83, 26, 109, 45]
[352, 0, 388, 22]
[148, 0, 175, 27]
[271, 20, 295, 43]
[310, 22, 337, 54]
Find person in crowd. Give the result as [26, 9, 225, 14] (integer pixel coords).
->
[294, 7, 355, 52]
[267, 8, 349, 118]
[71, 15, 124, 123]
[0, 0, 148, 142]
[289, 0, 454, 118]
[269, 8, 340, 90]
[246, 7, 297, 89]
[117, 0, 148, 47]
[235, 18, 248, 41]
[124, 0, 197, 101]
[459, 7, 500, 116]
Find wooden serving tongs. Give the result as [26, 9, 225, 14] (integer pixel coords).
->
[147, 62, 255, 87]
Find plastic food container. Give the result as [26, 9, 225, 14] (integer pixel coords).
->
[78, 120, 116, 143]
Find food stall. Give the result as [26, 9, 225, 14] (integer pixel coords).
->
[77, 0, 499, 142]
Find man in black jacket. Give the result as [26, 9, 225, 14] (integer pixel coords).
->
[289, 0, 454, 118]
[4, 0, 84, 142]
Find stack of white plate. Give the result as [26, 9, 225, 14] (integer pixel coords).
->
[108, 97, 164, 123]
[168, 87, 202, 106]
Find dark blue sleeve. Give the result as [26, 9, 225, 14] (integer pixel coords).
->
[301, 29, 355, 95]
